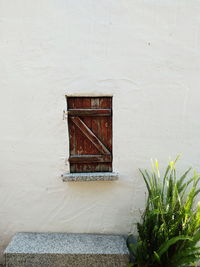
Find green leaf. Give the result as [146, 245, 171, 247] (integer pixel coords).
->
[139, 169, 150, 195]
[191, 230, 200, 245]
[157, 236, 192, 257]
[177, 167, 192, 190]
[153, 251, 161, 263]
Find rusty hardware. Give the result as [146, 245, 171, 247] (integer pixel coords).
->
[63, 110, 68, 120]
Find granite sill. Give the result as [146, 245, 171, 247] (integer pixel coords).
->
[62, 172, 118, 182]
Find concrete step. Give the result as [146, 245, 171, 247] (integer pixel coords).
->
[4, 233, 129, 267]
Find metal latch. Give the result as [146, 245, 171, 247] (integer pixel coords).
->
[63, 110, 68, 120]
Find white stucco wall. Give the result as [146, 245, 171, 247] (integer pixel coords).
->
[1, 0, 200, 262]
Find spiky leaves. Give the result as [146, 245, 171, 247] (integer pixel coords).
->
[127, 158, 200, 267]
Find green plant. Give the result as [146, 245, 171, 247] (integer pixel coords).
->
[127, 156, 200, 267]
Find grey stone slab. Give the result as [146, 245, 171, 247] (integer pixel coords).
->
[5, 233, 128, 255]
[62, 172, 119, 182]
[4, 233, 129, 267]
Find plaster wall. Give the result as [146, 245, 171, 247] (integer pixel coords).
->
[0, 0, 200, 262]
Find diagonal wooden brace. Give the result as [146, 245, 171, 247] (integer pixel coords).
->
[70, 117, 111, 155]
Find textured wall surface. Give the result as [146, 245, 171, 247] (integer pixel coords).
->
[1, 0, 200, 263]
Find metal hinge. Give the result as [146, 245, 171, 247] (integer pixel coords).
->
[63, 110, 68, 120]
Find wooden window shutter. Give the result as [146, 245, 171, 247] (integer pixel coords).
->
[67, 97, 112, 173]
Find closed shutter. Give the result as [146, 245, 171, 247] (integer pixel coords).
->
[67, 97, 112, 173]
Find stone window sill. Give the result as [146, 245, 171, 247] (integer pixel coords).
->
[62, 172, 118, 182]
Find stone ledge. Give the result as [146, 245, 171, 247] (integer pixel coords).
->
[4, 233, 129, 267]
[62, 172, 118, 182]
